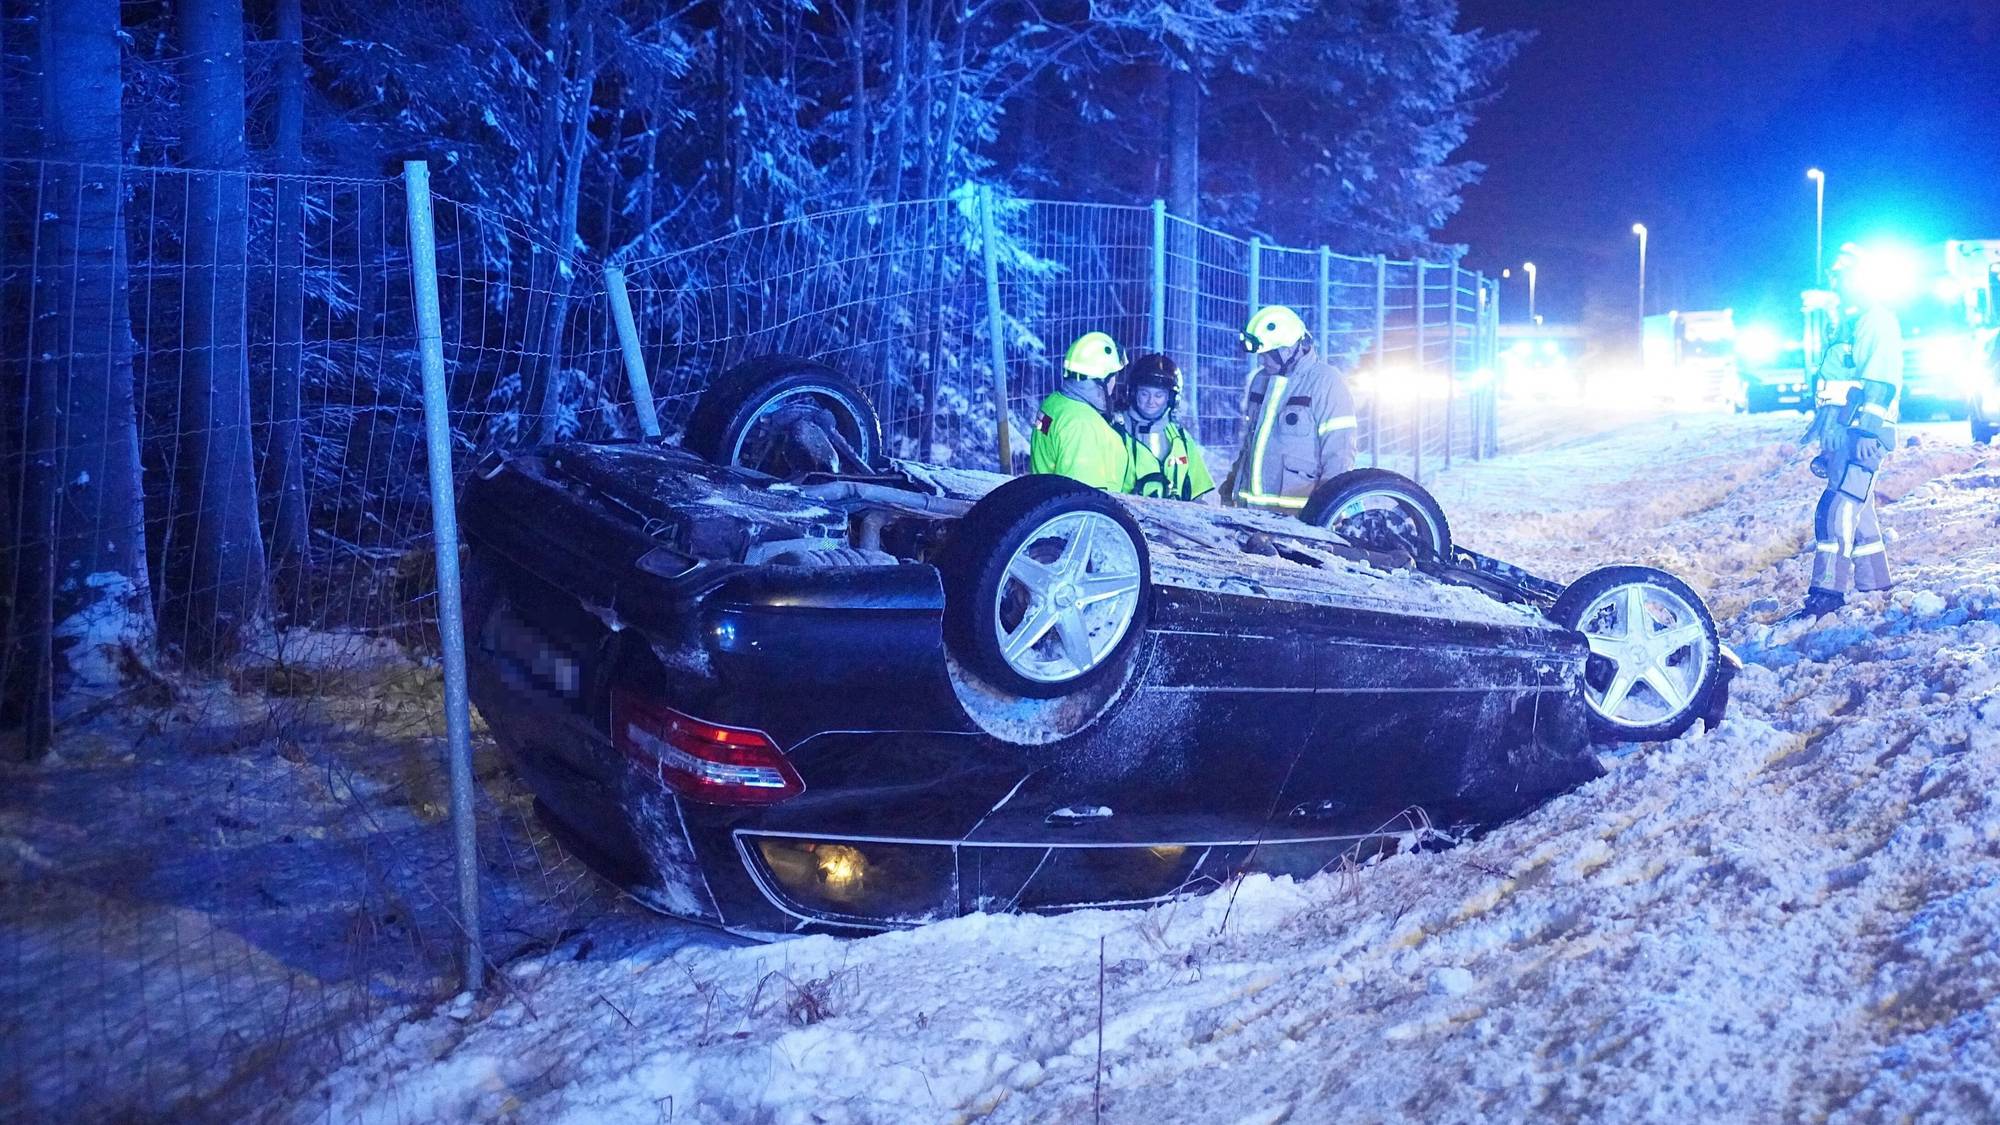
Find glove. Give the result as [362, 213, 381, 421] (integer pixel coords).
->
[1809, 454, 1828, 479]
[1851, 434, 1884, 470]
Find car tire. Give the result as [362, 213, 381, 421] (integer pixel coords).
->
[940, 474, 1151, 699]
[684, 354, 884, 473]
[1549, 565, 1722, 744]
[1300, 468, 1453, 563]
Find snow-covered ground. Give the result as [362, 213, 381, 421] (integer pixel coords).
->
[275, 412, 2000, 1124]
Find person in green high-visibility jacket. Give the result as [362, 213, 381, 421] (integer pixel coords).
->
[1222, 305, 1357, 510]
[1115, 353, 1217, 504]
[1029, 331, 1130, 490]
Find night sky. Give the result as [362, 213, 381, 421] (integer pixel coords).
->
[1446, 0, 2000, 334]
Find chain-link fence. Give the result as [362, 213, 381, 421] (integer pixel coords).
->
[0, 159, 632, 1122]
[615, 189, 1501, 481]
[3, 162, 1504, 1120]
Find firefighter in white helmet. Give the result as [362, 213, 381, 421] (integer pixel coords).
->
[1029, 331, 1129, 490]
[1222, 305, 1358, 510]
[1790, 243, 1904, 620]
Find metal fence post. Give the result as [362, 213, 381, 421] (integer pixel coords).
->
[979, 185, 1013, 472]
[1248, 236, 1262, 397]
[1487, 276, 1501, 458]
[1414, 259, 1427, 484]
[603, 263, 661, 438]
[1248, 236, 1262, 313]
[1150, 199, 1167, 353]
[1372, 254, 1386, 470]
[402, 160, 483, 996]
[1316, 246, 1331, 342]
[1446, 260, 1460, 470]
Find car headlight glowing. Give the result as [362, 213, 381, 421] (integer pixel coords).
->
[815, 844, 867, 888]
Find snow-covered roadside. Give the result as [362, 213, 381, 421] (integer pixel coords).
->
[0, 631, 662, 1122]
[287, 413, 2000, 1124]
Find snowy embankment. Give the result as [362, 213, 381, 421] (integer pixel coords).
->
[295, 415, 2000, 1124]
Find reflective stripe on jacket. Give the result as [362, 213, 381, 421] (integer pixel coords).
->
[1225, 351, 1357, 509]
[1030, 391, 1128, 490]
[1121, 420, 1216, 501]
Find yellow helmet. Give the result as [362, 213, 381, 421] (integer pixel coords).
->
[1063, 331, 1125, 379]
[1242, 306, 1308, 354]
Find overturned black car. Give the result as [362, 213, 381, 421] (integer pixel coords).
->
[461, 356, 1737, 934]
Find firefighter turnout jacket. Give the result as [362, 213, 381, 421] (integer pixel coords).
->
[1806, 304, 1904, 595]
[1225, 350, 1358, 509]
[1030, 389, 1128, 490]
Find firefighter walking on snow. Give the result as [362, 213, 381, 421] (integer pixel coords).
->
[1030, 331, 1129, 490]
[1223, 305, 1358, 510]
[1792, 244, 1904, 620]
[1115, 353, 1218, 504]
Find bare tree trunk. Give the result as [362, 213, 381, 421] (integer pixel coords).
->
[883, 0, 909, 203]
[257, 0, 308, 611]
[1167, 60, 1199, 224]
[534, 22, 595, 444]
[28, 0, 154, 729]
[535, 0, 569, 228]
[910, 0, 938, 457]
[912, 0, 936, 203]
[849, 0, 869, 202]
[721, 5, 745, 229]
[11, 358, 57, 758]
[172, 0, 267, 663]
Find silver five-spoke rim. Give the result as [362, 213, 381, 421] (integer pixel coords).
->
[994, 511, 1143, 683]
[1576, 582, 1713, 728]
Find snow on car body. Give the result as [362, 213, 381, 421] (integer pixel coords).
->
[459, 356, 1733, 934]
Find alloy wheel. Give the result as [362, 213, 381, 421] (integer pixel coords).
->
[1574, 581, 1715, 729]
[993, 510, 1144, 683]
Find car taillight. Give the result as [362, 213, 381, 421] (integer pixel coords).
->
[610, 691, 803, 805]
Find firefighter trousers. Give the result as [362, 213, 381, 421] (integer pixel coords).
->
[1810, 432, 1890, 594]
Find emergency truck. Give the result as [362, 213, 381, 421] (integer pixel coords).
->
[1641, 308, 1737, 406]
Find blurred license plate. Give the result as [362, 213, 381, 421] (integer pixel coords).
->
[479, 605, 581, 698]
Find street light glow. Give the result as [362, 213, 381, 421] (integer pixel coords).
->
[1631, 222, 1647, 237]
[1806, 167, 1824, 182]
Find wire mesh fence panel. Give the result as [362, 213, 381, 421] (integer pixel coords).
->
[0, 160, 629, 1122]
[993, 200, 1154, 469]
[1166, 219, 1253, 458]
[616, 196, 990, 465]
[608, 196, 1504, 485]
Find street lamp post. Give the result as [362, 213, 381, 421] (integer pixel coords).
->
[1632, 221, 1648, 348]
[1807, 168, 1826, 285]
[1523, 261, 1538, 324]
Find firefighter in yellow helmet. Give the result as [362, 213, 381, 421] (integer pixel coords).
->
[1114, 353, 1217, 504]
[1029, 331, 1130, 490]
[1222, 305, 1357, 510]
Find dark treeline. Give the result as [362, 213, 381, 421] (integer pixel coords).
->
[0, 0, 1516, 754]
